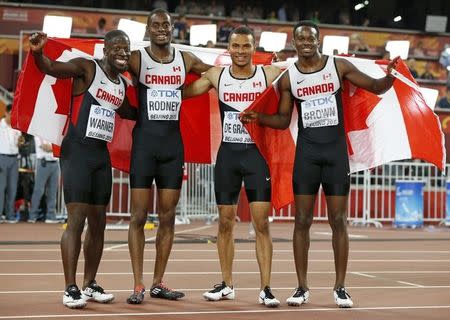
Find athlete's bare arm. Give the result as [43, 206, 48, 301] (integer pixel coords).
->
[29, 32, 94, 94]
[240, 70, 294, 129]
[263, 65, 282, 86]
[183, 66, 222, 98]
[336, 56, 399, 95]
[127, 50, 140, 80]
[182, 51, 213, 74]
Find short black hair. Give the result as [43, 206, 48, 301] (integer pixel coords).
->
[228, 25, 255, 44]
[6, 104, 12, 113]
[104, 29, 129, 44]
[148, 8, 172, 25]
[293, 20, 320, 39]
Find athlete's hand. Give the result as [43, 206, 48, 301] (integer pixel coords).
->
[239, 111, 259, 124]
[387, 56, 400, 77]
[29, 32, 48, 54]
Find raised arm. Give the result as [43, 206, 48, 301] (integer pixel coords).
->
[183, 51, 213, 75]
[183, 66, 220, 98]
[29, 32, 89, 79]
[240, 71, 294, 130]
[337, 56, 399, 95]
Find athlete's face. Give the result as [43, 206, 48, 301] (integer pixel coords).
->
[292, 26, 320, 58]
[104, 35, 131, 73]
[147, 13, 173, 46]
[228, 33, 255, 67]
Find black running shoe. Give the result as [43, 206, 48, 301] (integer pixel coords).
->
[286, 287, 310, 306]
[127, 287, 145, 304]
[63, 284, 87, 309]
[258, 286, 280, 307]
[334, 287, 353, 308]
[82, 280, 114, 303]
[150, 283, 185, 300]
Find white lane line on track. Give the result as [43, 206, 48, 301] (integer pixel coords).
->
[396, 281, 425, 288]
[104, 225, 214, 251]
[1, 259, 450, 262]
[314, 232, 369, 238]
[351, 272, 377, 278]
[1, 248, 450, 253]
[1, 285, 450, 294]
[1, 270, 450, 276]
[1, 305, 450, 319]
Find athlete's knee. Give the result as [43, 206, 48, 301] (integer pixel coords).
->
[218, 210, 235, 234]
[130, 211, 148, 228]
[65, 219, 86, 235]
[328, 212, 348, 232]
[295, 212, 313, 231]
[252, 217, 270, 235]
[158, 212, 176, 230]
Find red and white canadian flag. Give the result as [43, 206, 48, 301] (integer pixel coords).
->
[244, 57, 446, 209]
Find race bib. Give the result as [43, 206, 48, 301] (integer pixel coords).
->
[301, 94, 339, 128]
[222, 111, 254, 144]
[147, 88, 181, 121]
[85, 105, 115, 142]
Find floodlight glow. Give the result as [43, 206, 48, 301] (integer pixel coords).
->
[259, 32, 288, 52]
[418, 87, 439, 110]
[354, 3, 364, 11]
[322, 35, 349, 55]
[189, 24, 217, 46]
[43, 15, 72, 38]
[364, 0, 369, 5]
[385, 40, 410, 59]
[393, 16, 402, 22]
[117, 19, 146, 42]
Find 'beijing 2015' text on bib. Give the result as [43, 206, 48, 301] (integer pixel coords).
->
[301, 94, 339, 128]
[85, 104, 115, 142]
[222, 111, 254, 144]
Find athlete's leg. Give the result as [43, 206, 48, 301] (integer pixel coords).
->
[152, 188, 180, 286]
[249, 201, 272, 289]
[61, 203, 88, 287]
[293, 194, 316, 290]
[128, 188, 152, 289]
[83, 204, 107, 287]
[217, 204, 237, 286]
[325, 195, 349, 289]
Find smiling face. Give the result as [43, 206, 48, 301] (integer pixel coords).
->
[292, 26, 320, 58]
[228, 33, 255, 68]
[147, 12, 173, 46]
[104, 34, 130, 73]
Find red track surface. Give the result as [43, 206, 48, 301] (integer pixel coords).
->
[1, 222, 450, 319]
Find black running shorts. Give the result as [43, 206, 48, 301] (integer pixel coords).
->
[214, 144, 271, 205]
[130, 127, 184, 189]
[60, 138, 112, 205]
[293, 137, 350, 196]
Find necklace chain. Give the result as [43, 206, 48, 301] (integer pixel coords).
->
[230, 66, 255, 88]
[149, 46, 171, 64]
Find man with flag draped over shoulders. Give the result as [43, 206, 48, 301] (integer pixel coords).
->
[241, 20, 400, 308]
[29, 29, 134, 309]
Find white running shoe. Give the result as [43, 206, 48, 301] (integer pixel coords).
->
[203, 281, 235, 301]
[334, 287, 353, 308]
[81, 280, 114, 303]
[286, 287, 310, 306]
[258, 286, 280, 307]
[63, 285, 87, 309]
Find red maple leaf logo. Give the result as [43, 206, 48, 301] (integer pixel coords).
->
[342, 80, 381, 155]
